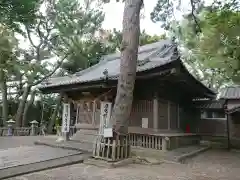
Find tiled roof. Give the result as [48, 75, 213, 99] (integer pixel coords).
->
[219, 86, 240, 99]
[226, 104, 240, 114]
[38, 40, 179, 89]
[194, 99, 225, 109]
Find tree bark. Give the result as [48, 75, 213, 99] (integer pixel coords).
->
[47, 94, 62, 134]
[111, 0, 142, 134]
[15, 85, 31, 127]
[0, 69, 8, 126]
[22, 90, 37, 126]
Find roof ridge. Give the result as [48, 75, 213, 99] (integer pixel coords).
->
[74, 40, 173, 77]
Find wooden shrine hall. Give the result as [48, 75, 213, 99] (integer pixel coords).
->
[39, 40, 216, 161]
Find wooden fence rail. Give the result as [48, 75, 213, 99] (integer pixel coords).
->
[93, 135, 131, 162]
[129, 133, 164, 150]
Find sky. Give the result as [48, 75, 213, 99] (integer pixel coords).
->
[101, 0, 196, 35]
[102, 0, 163, 35]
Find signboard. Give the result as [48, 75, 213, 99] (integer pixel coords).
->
[142, 118, 148, 128]
[99, 101, 112, 136]
[62, 103, 71, 133]
[104, 128, 113, 138]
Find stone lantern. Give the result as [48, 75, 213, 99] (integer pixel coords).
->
[30, 120, 39, 136]
[6, 119, 15, 136]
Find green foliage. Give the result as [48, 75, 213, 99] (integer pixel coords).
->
[151, 0, 240, 88]
[177, 8, 240, 87]
[0, 0, 40, 33]
[107, 28, 166, 51]
[50, 0, 113, 74]
[197, 10, 240, 81]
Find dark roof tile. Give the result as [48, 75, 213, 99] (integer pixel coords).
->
[194, 99, 225, 109]
[219, 86, 240, 99]
[39, 40, 179, 89]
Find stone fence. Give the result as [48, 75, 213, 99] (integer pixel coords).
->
[0, 125, 77, 137]
[0, 127, 34, 136]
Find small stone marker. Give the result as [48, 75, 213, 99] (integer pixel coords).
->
[30, 120, 39, 136]
[6, 119, 15, 136]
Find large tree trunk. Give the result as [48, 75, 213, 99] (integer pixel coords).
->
[15, 85, 31, 127]
[47, 94, 62, 134]
[22, 90, 37, 126]
[111, 0, 142, 134]
[0, 69, 8, 126]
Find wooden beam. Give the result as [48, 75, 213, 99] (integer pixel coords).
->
[42, 83, 116, 94]
[137, 68, 177, 80]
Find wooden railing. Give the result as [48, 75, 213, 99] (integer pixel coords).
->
[93, 135, 131, 162]
[129, 133, 167, 150]
[129, 133, 200, 151]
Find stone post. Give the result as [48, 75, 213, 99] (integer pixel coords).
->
[30, 120, 39, 136]
[6, 119, 15, 136]
[162, 136, 169, 151]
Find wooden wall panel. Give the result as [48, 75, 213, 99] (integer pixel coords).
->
[158, 99, 168, 129]
[170, 102, 178, 129]
[129, 100, 153, 128]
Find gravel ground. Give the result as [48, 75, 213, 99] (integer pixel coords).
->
[6, 149, 240, 180]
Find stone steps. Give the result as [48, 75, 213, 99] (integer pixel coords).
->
[69, 129, 99, 152]
[71, 129, 98, 142]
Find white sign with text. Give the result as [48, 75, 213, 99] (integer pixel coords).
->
[99, 101, 112, 136]
[142, 118, 148, 128]
[62, 103, 71, 133]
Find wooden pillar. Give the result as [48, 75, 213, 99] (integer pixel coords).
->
[227, 113, 231, 150]
[75, 103, 79, 125]
[62, 93, 70, 141]
[153, 93, 158, 131]
[177, 104, 180, 129]
[92, 101, 96, 126]
[168, 101, 170, 130]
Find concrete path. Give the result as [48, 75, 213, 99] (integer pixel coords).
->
[6, 149, 240, 180]
[0, 146, 80, 169]
[0, 136, 57, 149]
[0, 136, 85, 179]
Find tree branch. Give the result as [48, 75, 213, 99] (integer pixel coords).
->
[31, 54, 68, 86]
[25, 25, 37, 48]
[190, 0, 202, 33]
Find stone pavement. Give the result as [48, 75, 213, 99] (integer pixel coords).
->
[0, 136, 57, 149]
[0, 146, 80, 169]
[6, 149, 240, 180]
[0, 136, 85, 179]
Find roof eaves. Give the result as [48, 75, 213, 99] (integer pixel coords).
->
[180, 63, 216, 97]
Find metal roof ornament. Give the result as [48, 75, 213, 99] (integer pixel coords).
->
[103, 69, 109, 82]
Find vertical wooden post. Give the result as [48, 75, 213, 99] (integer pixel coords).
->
[62, 93, 70, 141]
[177, 104, 180, 129]
[153, 92, 158, 131]
[92, 101, 96, 126]
[227, 112, 231, 150]
[168, 101, 171, 130]
[75, 103, 79, 126]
